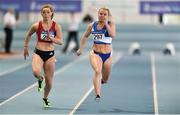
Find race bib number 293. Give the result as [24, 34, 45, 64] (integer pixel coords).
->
[94, 34, 103, 40]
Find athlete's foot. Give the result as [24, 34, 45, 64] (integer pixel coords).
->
[101, 79, 107, 84]
[43, 98, 51, 108]
[38, 79, 43, 92]
[95, 94, 101, 102]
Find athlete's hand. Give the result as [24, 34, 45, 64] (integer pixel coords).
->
[47, 31, 52, 41]
[104, 17, 112, 25]
[24, 47, 29, 60]
[76, 49, 82, 56]
[104, 18, 108, 24]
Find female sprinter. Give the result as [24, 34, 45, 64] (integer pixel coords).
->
[77, 7, 116, 101]
[23, 4, 63, 107]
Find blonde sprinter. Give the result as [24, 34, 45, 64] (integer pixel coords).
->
[23, 4, 63, 107]
[77, 7, 116, 100]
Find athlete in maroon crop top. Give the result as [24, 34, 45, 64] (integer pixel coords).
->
[23, 4, 63, 108]
[36, 21, 56, 43]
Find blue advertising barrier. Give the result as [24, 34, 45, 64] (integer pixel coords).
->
[140, 1, 180, 14]
[0, 0, 81, 12]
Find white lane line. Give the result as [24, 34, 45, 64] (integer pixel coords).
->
[150, 53, 159, 115]
[69, 52, 123, 115]
[0, 54, 88, 107]
[69, 85, 94, 115]
[0, 50, 63, 78]
[0, 62, 31, 77]
[0, 83, 37, 106]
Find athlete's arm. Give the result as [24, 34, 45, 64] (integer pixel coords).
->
[24, 23, 37, 60]
[77, 23, 92, 56]
[105, 18, 116, 38]
[48, 23, 63, 45]
[24, 23, 37, 48]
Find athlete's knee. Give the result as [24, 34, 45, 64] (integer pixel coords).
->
[94, 68, 102, 75]
[32, 69, 41, 77]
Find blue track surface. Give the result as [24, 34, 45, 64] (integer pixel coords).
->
[0, 24, 180, 114]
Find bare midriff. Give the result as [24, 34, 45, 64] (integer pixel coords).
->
[93, 43, 112, 54]
[36, 42, 54, 51]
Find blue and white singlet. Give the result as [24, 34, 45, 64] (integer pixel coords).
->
[91, 21, 112, 44]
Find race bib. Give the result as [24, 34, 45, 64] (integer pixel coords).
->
[40, 31, 55, 41]
[94, 34, 103, 40]
[40, 31, 49, 40]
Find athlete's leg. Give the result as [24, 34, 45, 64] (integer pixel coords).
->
[89, 51, 103, 96]
[43, 56, 55, 99]
[32, 53, 44, 81]
[102, 56, 112, 83]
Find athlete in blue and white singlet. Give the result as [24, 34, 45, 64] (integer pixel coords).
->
[77, 7, 116, 101]
[92, 21, 112, 45]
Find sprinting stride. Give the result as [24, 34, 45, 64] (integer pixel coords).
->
[77, 7, 116, 101]
[23, 4, 63, 107]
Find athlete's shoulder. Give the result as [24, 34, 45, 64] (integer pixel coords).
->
[51, 20, 58, 25]
[87, 22, 95, 29]
[28, 22, 39, 32]
[53, 21, 62, 30]
[52, 20, 56, 25]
